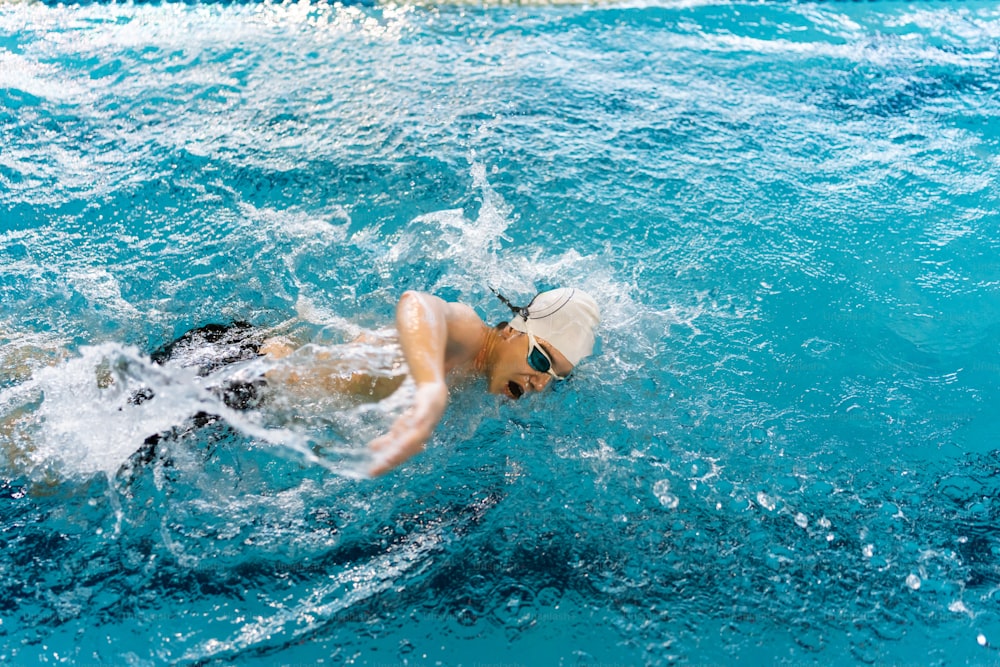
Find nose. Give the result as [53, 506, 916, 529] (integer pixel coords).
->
[530, 373, 552, 392]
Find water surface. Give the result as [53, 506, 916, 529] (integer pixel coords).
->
[2, 1, 1000, 664]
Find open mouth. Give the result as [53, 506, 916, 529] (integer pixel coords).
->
[507, 380, 524, 400]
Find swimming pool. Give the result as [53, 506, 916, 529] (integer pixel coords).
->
[2, 0, 999, 664]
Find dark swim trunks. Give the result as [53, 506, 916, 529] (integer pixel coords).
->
[127, 322, 269, 468]
[150, 322, 262, 376]
[133, 321, 268, 411]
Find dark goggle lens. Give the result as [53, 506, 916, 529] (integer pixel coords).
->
[527, 345, 552, 373]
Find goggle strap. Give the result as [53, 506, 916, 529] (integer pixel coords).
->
[489, 286, 530, 321]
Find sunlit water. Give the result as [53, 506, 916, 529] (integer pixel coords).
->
[2, 0, 1000, 664]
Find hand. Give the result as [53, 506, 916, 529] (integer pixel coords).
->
[367, 381, 448, 477]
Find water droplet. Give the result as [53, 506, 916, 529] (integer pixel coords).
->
[794, 512, 808, 529]
[756, 492, 776, 512]
[862, 544, 874, 558]
[978, 634, 987, 647]
[906, 574, 921, 590]
[653, 479, 679, 509]
[818, 516, 832, 529]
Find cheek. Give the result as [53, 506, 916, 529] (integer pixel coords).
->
[485, 370, 515, 396]
[485, 359, 520, 393]
[493, 358, 524, 379]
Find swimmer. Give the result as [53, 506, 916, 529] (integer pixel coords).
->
[261, 288, 600, 476]
[2, 288, 601, 478]
[354, 288, 600, 476]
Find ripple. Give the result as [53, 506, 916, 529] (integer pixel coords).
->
[489, 583, 536, 631]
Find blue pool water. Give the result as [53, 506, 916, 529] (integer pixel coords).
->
[2, 0, 1000, 664]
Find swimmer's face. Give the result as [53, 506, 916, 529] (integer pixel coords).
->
[487, 328, 574, 400]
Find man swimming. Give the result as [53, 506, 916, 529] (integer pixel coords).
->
[1, 288, 600, 478]
[263, 288, 601, 476]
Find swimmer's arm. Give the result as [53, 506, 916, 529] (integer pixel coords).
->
[367, 291, 453, 476]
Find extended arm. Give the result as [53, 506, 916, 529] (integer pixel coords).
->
[367, 291, 453, 476]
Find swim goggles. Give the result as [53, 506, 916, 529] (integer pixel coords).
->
[526, 330, 566, 380]
[490, 286, 567, 380]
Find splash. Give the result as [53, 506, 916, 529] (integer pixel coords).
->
[383, 159, 513, 295]
[0, 341, 412, 481]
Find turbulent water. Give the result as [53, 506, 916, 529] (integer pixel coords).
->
[2, 0, 1000, 665]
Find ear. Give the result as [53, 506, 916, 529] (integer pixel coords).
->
[497, 324, 519, 341]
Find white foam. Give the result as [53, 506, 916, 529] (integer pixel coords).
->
[385, 159, 514, 298]
[0, 341, 411, 481]
[2, 344, 203, 477]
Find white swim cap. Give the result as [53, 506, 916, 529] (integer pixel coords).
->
[508, 288, 601, 366]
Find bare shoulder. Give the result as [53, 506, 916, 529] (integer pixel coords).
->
[443, 301, 486, 340]
[394, 292, 486, 368]
[442, 301, 487, 367]
[443, 300, 481, 323]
